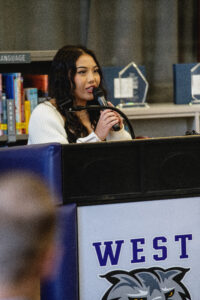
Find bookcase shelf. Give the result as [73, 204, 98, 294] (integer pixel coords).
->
[0, 135, 28, 147]
[0, 51, 55, 147]
[0, 50, 57, 62]
[0, 135, 7, 142]
[0, 50, 56, 74]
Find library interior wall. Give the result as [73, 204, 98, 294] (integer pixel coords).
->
[0, 0, 198, 103]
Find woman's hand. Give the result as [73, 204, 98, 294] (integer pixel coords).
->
[107, 101, 123, 129]
[95, 102, 123, 141]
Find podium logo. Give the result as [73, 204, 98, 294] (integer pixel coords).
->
[101, 267, 191, 300]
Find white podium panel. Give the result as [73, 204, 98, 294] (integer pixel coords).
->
[77, 197, 200, 299]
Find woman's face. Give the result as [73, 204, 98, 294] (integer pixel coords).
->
[73, 54, 101, 105]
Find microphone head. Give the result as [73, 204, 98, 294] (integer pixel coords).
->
[92, 87, 104, 100]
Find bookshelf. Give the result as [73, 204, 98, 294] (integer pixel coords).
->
[0, 50, 56, 146]
[0, 50, 56, 73]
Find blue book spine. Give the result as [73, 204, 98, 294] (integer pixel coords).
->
[13, 73, 22, 134]
[0, 74, 2, 136]
[2, 93, 8, 135]
[2, 73, 16, 99]
[25, 87, 38, 112]
[173, 63, 196, 104]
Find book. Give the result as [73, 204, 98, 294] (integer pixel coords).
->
[173, 63, 196, 104]
[24, 100, 31, 134]
[23, 74, 48, 97]
[2, 73, 25, 135]
[0, 74, 2, 136]
[20, 81, 26, 134]
[1, 93, 7, 135]
[2, 73, 15, 99]
[24, 87, 38, 112]
[2, 74, 16, 138]
[7, 99, 16, 142]
[14, 73, 24, 134]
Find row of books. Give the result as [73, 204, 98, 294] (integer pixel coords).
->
[0, 73, 48, 140]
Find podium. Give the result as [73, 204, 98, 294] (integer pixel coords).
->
[61, 136, 200, 205]
[61, 136, 200, 299]
[1, 136, 200, 299]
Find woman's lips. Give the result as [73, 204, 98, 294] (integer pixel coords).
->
[86, 86, 95, 93]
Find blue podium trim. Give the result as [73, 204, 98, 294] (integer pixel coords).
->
[41, 203, 78, 300]
[0, 143, 62, 204]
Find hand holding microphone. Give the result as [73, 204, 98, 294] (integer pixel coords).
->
[93, 87, 121, 131]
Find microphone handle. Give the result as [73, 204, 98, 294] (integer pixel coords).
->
[112, 123, 121, 131]
[97, 97, 120, 131]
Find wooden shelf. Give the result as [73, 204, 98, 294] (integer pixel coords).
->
[0, 135, 7, 142]
[0, 50, 57, 62]
[0, 51, 54, 73]
[30, 50, 57, 61]
[0, 135, 28, 146]
[16, 134, 28, 141]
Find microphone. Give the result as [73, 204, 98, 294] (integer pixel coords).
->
[93, 87, 120, 131]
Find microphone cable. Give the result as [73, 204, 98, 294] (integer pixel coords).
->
[67, 105, 135, 139]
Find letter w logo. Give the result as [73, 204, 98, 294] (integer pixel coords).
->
[92, 240, 124, 266]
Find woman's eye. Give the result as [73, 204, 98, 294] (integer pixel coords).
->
[78, 70, 86, 74]
[94, 69, 99, 73]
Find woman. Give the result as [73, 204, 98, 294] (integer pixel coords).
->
[28, 45, 132, 144]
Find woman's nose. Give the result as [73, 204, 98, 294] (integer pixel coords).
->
[87, 71, 95, 83]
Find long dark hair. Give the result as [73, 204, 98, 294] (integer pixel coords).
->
[48, 45, 107, 143]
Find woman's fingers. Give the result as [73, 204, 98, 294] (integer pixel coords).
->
[95, 110, 119, 140]
[100, 109, 123, 129]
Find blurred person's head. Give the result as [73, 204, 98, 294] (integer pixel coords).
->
[0, 171, 56, 298]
